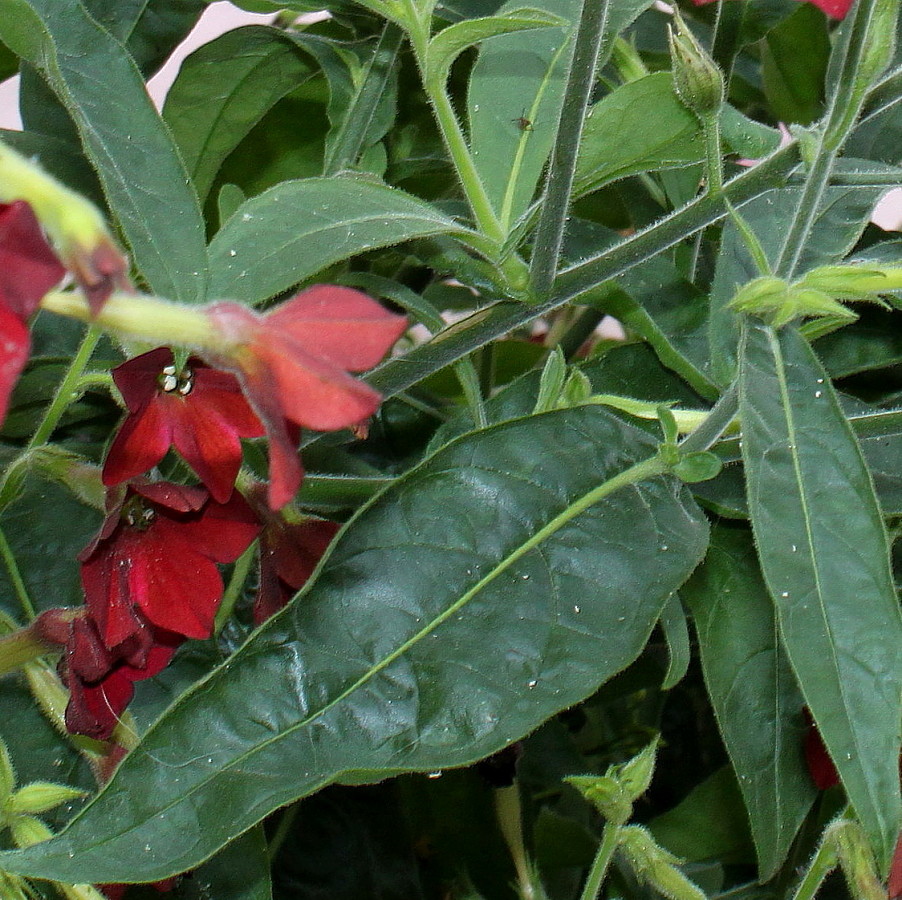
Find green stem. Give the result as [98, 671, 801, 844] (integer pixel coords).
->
[454, 359, 488, 429]
[702, 114, 724, 196]
[322, 22, 404, 175]
[791, 831, 840, 900]
[530, 0, 611, 298]
[579, 822, 621, 900]
[495, 784, 536, 900]
[0, 526, 35, 620]
[214, 540, 258, 634]
[27, 326, 101, 450]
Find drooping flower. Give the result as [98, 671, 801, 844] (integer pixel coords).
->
[689, 0, 852, 18]
[255, 511, 339, 625]
[205, 285, 407, 509]
[80, 481, 260, 648]
[62, 612, 183, 741]
[102, 348, 264, 502]
[0, 201, 66, 423]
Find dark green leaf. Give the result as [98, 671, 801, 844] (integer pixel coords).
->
[163, 26, 322, 205]
[739, 322, 902, 865]
[207, 177, 471, 304]
[190, 827, 272, 900]
[649, 767, 756, 864]
[682, 525, 815, 877]
[575, 73, 702, 195]
[0, 0, 209, 303]
[659, 594, 690, 690]
[0, 407, 708, 882]
[761, 5, 829, 126]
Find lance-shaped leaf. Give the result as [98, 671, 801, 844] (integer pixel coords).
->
[0, 0, 209, 304]
[0, 406, 708, 883]
[207, 177, 472, 304]
[683, 525, 816, 878]
[739, 321, 902, 866]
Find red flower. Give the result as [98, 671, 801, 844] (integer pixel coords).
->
[803, 710, 840, 790]
[101, 878, 177, 900]
[103, 348, 264, 502]
[0, 201, 66, 423]
[62, 612, 183, 740]
[80, 481, 260, 648]
[206, 285, 407, 509]
[689, 0, 851, 18]
[255, 513, 339, 625]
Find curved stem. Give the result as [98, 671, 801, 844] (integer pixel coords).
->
[579, 822, 621, 900]
[0, 526, 35, 620]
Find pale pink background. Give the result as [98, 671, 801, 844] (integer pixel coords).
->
[0, 2, 899, 228]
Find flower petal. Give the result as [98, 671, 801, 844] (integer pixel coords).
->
[265, 285, 408, 371]
[0, 306, 29, 425]
[102, 396, 173, 488]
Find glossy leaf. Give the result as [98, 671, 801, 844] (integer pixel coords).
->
[0, 407, 708, 882]
[739, 322, 902, 865]
[207, 177, 471, 304]
[683, 525, 815, 877]
[163, 26, 320, 205]
[0, 0, 209, 304]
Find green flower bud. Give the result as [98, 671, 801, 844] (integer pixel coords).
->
[6, 782, 86, 816]
[9, 814, 53, 848]
[567, 774, 632, 825]
[828, 820, 885, 900]
[558, 369, 593, 408]
[619, 826, 707, 900]
[672, 452, 722, 484]
[613, 737, 659, 801]
[0, 738, 15, 804]
[668, 11, 724, 120]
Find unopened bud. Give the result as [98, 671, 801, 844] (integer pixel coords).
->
[797, 264, 902, 300]
[9, 814, 53, 848]
[668, 11, 724, 120]
[828, 820, 885, 900]
[619, 826, 707, 900]
[613, 738, 660, 802]
[568, 773, 631, 824]
[6, 782, 86, 816]
[730, 276, 858, 327]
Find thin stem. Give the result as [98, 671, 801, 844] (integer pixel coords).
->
[27, 326, 101, 450]
[454, 359, 488, 429]
[579, 822, 621, 900]
[495, 784, 536, 900]
[702, 114, 724, 195]
[322, 23, 404, 175]
[0, 526, 35, 620]
[791, 833, 839, 900]
[530, 0, 610, 297]
[214, 540, 258, 634]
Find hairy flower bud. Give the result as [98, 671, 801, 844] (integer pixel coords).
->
[668, 11, 724, 120]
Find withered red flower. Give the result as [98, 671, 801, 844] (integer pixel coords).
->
[0, 201, 66, 423]
[255, 513, 339, 625]
[100, 877, 177, 900]
[206, 285, 407, 509]
[103, 348, 264, 502]
[80, 481, 260, 648]
[690, 0, 851, 18]
[62, 612, 183, 741]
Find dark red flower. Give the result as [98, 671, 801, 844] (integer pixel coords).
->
[690, 0, 851, 18]
[103, 348, 264, 502]
[62, 612, 183, 740]
[206, 285, 407, 509]
[0, 201, 66, 423]
[803, 709, 840, 790]
[100, 878, 177, 900]
[80, 481, 260, 648]
[255, 513, 339, 625]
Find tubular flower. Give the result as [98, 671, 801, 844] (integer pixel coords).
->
[61, 612, 183, 741]
[0, 201, 66, 424]
[690, 0, 851, 17]
[102, 348, 265, 502]
[205, 285, 407, 509]
[79, 481, 260, 648]
[255, 513, 339, 625]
